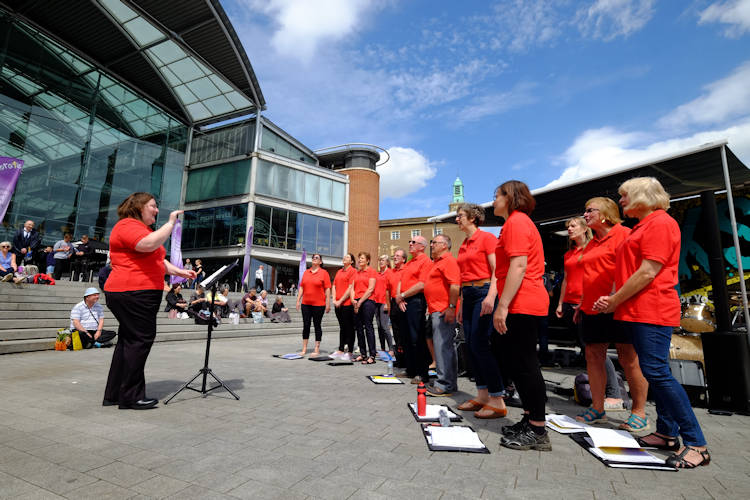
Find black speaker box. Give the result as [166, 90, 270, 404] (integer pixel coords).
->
[700, 330, 750, 414]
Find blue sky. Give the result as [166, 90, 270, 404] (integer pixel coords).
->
[224, 0, 750, 219]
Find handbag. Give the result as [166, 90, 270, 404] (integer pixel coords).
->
[168, 309, 178, 319]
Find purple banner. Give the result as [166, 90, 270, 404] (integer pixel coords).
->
[298, 249, 307, 286]
[0, 157, 23, 222]
[241, 226, 253, 285]
[169, 219, 186, 284]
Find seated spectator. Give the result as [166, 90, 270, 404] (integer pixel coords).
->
[259, 290, 270, 316]
[242, 288, 261, 317]
[165, 283, 189, 318]
[207, 284, 230, 317]
[70, 287, 117, 348]
[189, 284, 208, 314]
[276, 282, 286, 295]
[270, 297, 292, 323]
[44, 246, 55, 275]
[53, 233, 75, 280]
[1, 241, 23, 283]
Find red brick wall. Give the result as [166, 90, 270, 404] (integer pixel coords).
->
[341, 168, 379, 260]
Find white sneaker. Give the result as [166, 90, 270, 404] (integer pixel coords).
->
[340, 353, 352, 361]
[1, 274, 13, 282]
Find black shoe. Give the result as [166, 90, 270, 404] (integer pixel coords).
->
[501, 426, 551, 451]
[118, 398, 158, 410]
[102, 399, 118, 407]
[504, 394, 523, 408]
[502, 417, 529, 437]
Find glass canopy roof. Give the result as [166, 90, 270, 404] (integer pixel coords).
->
[97, 0, 255, 123]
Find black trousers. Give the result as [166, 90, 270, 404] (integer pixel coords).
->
[354, 299, 377, 358]
[301, 304, 325, 341]
[335, 304, 355, 352]
[103, 290, 163, 404]
[78, 329, 117, 349]
[389, 299, 406, 367]
[403, 294, 430, 380]
[496, 313, 547, 421]
[53, 258, 70, 280]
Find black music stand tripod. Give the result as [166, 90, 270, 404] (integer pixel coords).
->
[164, 260, 240, 404]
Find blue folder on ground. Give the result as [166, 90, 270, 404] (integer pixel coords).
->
[272, 353, 303, 359]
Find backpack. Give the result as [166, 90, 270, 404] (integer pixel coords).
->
[33, 273, 56, 285]
[573, 373, 592, 406]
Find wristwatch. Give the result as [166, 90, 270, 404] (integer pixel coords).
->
[448, 304, 456, 309]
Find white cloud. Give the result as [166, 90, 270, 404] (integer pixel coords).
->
[659, 60, 750, 129]
[488, 0, 565, 52]
[575, 0, 655, 41]
[546, 119, 750, 188]
[244, 0, 379, 62]
[699, 0, 750, 37]
[454, 83, 537, 125]
[377, 147, 437, 199]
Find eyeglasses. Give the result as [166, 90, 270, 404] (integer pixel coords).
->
[409, 240, 424, 246]
[584, 207, 600, 214]
[0, 245, 10, 248]
[430, 240, 445, 246]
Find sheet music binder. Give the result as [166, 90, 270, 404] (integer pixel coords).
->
[569, 432, 676, 471]
[419, 424, 490, 454]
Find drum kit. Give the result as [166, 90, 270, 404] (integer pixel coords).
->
[672, 292, 749, 365]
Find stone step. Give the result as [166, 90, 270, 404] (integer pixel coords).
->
[0, 322, 338, 341]
[0, 326, 324, 355]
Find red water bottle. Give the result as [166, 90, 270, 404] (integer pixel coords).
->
[417, 381, 427, 416]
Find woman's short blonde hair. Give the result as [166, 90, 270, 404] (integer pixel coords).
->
[565, 216, 593, 249]
[585, 197, 622, 226]
[457, 203, 485, 226]
[619, 177, 670, 211]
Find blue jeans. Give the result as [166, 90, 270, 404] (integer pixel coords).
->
[431, 311, 458, 392]
[462, 284, 504, 396]
[624, 321, 707, 446]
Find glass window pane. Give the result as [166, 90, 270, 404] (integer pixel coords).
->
[231, 204, 248, 246]
[304, 174, 319, 206]
[252, 204, 271, 246]
[213, 206, 231, 246]
[255, 160, 274, 196]
[332, 182, 345, 212]
[319, 177, 332, 210]
[331, 220, 344, 256]
[287, 210, 299, 250]
[300, 213, 316, 252]
[194, 209, 214, 248]
[316, 218, 332, 255]
[270, 207, 287, 249]
[289, 168, 304, 203]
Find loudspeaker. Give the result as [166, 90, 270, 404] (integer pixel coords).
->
[700, 330, 750, 414]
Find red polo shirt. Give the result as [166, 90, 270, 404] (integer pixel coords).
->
[457, 229, 496, 282]
[387, 266, 404, 298]
[400, 252, 432, 294]
[105, 218, 166, 292]
[494, 211, 548, 316]
[562, 246, 585, 304]
[300, 268, 331, 306]
[424, 252, 461, 314]
[580, 223, 630, 315]
[333, 266, 355, 306]
[353, 266, 377, 299]
[373, 268, 390, 304]
[614, 210, 681, 326]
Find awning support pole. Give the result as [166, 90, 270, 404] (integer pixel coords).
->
[720, 145, 750, 336]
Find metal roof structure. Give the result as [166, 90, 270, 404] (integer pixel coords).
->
[1, 0, 265, 126]
[429, 140, 750, 226]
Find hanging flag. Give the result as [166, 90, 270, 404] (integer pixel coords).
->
[0, 157, 23, 221]
[299, 249, 307, 286]
[169, 219, 186, 284]
[241, 226, 254, 286]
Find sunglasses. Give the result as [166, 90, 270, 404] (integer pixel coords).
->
[1, 245, 10, 248]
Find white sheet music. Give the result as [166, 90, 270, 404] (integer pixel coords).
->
[426, 426, 486, 449]
[201, 265, 228, 288]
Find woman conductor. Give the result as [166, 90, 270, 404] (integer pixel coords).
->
[103, 193, 196, 410]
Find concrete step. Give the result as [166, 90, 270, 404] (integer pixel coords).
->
[0, 314, 338, 328]
[0, 325, 331, 355]
[0, 322, 339, 341]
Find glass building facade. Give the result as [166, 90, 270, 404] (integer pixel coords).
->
[252, 204, 345, 257]
[0, 9, 187, 245]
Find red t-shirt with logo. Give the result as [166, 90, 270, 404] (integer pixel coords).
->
[494, 211, 548, 316]
[300, 268, 331, 306]
[614, 210, 681, 326]
[580, 223, 630, 315]
[424, 252, 461, 314]
[373, 268, 390, 304]
[457, 229, 496, 282]
[387, 266, 404, 298]
[562, 246, 585, 304]
[353, 266, 377, 299]
[399, 253, 432, 294]
[105, 218, 166, 292]
[333, 266, 355, 306]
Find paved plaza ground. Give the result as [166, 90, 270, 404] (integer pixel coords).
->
[1, 334, 750, 499]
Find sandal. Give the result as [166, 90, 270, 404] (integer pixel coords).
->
[362, 356, 375, 365]
[665, 446, 711, 469]
[636, 433, 680, 451]
[457, 399, 485, 411]
[575, 407, 607, 424]
[353, 355, 365, 362]
[619, 413, 650, 432]
[474, 404, 508, 419]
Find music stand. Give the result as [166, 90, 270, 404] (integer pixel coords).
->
[164, 260, 240, 404]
